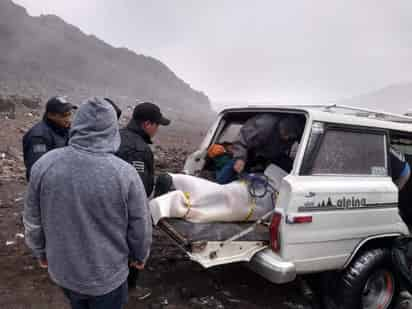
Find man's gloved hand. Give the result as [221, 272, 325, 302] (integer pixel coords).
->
[233, 159, 246, 174]
[154, 173, 175, 197]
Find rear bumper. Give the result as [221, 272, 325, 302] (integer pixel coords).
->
[248, 248, 296, 284]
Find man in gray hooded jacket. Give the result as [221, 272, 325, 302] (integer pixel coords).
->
[23, 97, 152, 309]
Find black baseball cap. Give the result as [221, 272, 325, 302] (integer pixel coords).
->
[132, 102, 170, 126]
[104, 98, 122, 119]
[45, 96, 77, 114]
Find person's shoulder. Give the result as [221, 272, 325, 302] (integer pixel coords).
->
[107, 154, 142, 184]
[251, 113, 278, 122]
[30, 147, 68, 176]
[109, 154, 137, 173]
[25, 120, 48, 138]
[132, 136, 151, 153]
[119, 128, 149, 149]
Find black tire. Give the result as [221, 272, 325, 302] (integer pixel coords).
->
[338, 248, 398, 309]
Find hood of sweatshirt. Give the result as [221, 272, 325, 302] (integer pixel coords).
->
[69, 97, 120, 153]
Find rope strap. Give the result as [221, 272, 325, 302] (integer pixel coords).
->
[183, 191, 192, 218]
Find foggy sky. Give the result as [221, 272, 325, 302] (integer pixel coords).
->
[12, 0, 412, 106]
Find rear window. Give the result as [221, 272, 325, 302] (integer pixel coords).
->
[302, 123, 387, 176]
[217, 123, 242, 143]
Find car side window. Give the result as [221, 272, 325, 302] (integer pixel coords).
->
[217, 123, 243, 143]
[302, 123, 388, 176]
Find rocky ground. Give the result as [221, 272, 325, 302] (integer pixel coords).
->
[0, 96, 310, 309]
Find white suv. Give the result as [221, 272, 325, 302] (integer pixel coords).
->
[155, 104, 412, 309]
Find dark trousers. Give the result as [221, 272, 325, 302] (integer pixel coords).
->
[62, 281, 128, 309]
[128, 266, 140, 288]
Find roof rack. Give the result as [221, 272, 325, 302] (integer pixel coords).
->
[318, 104, 412, 124]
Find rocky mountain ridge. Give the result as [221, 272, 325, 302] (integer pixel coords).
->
[0, 0, 214, 124]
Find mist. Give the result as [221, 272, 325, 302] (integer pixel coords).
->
[13, 0, 412, 109]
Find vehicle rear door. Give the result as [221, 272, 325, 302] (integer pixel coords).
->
[278, 122, 406, 273]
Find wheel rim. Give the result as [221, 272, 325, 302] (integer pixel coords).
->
[362, 269, 395, 309]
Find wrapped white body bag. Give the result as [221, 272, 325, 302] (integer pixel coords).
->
[150, 164, 287, 224]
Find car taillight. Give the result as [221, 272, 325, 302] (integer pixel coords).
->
[269, 212, 282, 252]
[288, 215, 313, 224]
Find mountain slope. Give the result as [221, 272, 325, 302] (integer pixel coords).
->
[0, 0, 213, 123]
[340, 83, 412, 114]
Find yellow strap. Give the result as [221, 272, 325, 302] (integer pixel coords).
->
[244, 197, 257, 221]
[183, 192, 192, 218]
[244, 191, 278, 221]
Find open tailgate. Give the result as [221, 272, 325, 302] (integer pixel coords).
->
[157, 218, 270, 268]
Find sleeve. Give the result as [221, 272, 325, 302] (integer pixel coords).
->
[390, 147, 407, 181]
[24, 137, 50, 181]
[126, 174, 153, 264]
[232, 115, 273, 161]
[117, 144, 154, 197]
[23, 164, 46, 259]
[400, 162, 411, 178]
[129, 150, 154, 197]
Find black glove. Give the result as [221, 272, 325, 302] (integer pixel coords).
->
[154, 174, 175, 198]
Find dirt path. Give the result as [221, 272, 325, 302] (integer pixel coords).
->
[0, 100, 310, 308]
[0, 180, 310, 309]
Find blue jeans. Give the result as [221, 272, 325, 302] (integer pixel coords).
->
[216, 159, 238, 184]
[62, 281, 128, 309]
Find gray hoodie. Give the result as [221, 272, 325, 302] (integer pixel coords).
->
[23, 97, 152, 296]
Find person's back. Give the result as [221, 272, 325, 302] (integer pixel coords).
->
[24, 98, 152, 307]
[229, 114, 301, 177]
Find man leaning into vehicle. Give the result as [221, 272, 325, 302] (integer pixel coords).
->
[216, 114, 301, 184]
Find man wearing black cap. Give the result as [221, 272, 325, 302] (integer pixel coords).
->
[23, 96, 77, 180]
[117, 102, 170, 197]
[116, 102, 170, 298]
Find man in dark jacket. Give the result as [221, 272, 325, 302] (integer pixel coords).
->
[231, 114, 301, 176]
[116, 102, 170, 296]
[117, 102, 170, 196]
[24, 97, 152, 309]
[22, 96, 77, 180]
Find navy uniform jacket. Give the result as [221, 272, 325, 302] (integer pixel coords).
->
[116, 120, 155, 197]
[22, 118, 69, 180]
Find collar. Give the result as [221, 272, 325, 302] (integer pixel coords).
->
[127, 119, 153, 144]
[43, 115, 69, 137]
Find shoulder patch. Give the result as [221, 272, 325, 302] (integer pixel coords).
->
[32, 144, 47, 154]
[132, 160, 145, 173]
